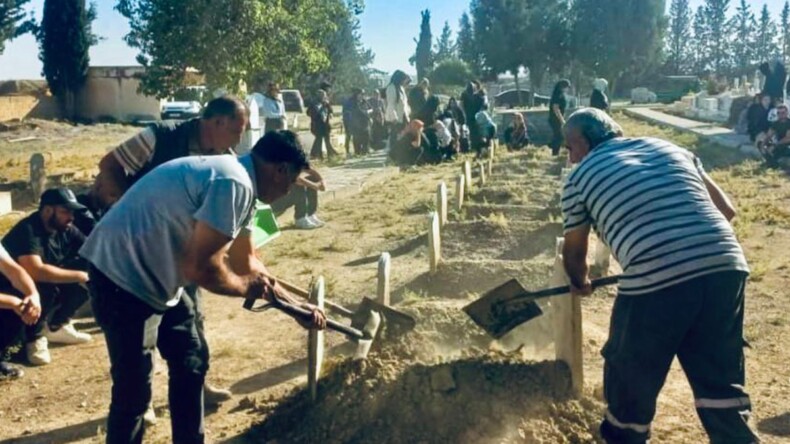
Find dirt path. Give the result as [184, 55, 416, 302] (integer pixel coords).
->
[1, 114, 789, 443]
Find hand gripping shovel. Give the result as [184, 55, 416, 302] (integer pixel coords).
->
[463, 275, 620, 339]
[243, 289, 382, 360]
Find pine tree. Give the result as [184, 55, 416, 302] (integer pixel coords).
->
[38, 0, 97, 119]
[457, 11, 481, 76]
[755, 4, 779, 64]
[691, 5, 708, 74]
[782, 1, 790, 63]
[434, 21, 455, 64]
[729, 0, 755, 74]
[666, 0, 692, 74]
[409, 9, 434, 81]
[702, 0, 731, 73]
[0, 0, 34, 55]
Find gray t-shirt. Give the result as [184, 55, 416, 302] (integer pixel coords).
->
[80, 154, 258, 311]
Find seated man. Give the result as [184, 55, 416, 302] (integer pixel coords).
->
[2, 188, 91, 366]
[760, 103, 790, 167]
[0, 243, 41, 380]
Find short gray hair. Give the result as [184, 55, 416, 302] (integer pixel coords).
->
[564, 108, 624, 149]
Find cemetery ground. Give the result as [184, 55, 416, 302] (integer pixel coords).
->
[0, 114, 789, 443]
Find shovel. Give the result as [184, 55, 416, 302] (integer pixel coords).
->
[243, 292, 382, 359]
[277, 278, 417, 333]
[463, 275, 620, 339]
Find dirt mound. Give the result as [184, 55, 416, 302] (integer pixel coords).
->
[251, 344, 603, 444]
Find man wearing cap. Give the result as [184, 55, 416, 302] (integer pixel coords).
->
[1, 188, 91, 366]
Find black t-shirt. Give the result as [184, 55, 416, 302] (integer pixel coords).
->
[1, 212, 85, 268]
[549, 94, 568, 125]
[772, 119, 790, 141]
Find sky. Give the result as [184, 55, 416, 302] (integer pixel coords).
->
[0, 0, 787, 80]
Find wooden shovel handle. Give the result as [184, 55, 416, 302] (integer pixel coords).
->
[277, 278, 355, 318]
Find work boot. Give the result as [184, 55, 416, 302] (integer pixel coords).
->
[26, 337, 51, 366]
[45, 321, 92, 345]
[204, 383, 232, 406]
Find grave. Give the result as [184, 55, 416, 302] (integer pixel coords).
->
[377, 253, 391, 306]
[29, 153, 45, 201]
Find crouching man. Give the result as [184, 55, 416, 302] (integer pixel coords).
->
[560, 108, 758, 444]
[2, 188, 91, 366]
[0, 243, 41, 379]
[80, 130, 326, 444]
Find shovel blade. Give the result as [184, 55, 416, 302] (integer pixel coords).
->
[352, 297, 417, 333]
[463, 279, 544, 339]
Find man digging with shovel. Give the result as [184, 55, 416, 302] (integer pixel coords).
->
[80, 131, 326, 444]
[560, 109, 758, 444]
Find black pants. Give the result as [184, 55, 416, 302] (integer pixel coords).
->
[352, 130, 370, 155]
[271, 186, 318, 220]
[89, 266, 207, 444]
[0, 287, 23, 361]
[343, 122, 353, 154]
[29, 282, 89, 337]
[264, 118, 285, 133]
[549, 120, 563, 156]
[600, 271, 757, 444]
[310, 131, 336, 159]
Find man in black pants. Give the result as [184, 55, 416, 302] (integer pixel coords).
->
[2, 188, 91, 366]
[88, 96, 250, 408]
[561, 108, 758, 444]
[0, 243, 41, 380]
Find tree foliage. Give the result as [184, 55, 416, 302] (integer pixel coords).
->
[410, 9, 433, 81]
[570, 0, 666, 93]
[0, 0, 34, 55]
[782, 1, 790, 63]
[434, 21, 455, 64]
[429, 58, 472, 87]
[729, 0, 755, 75]
[666, 0, 692, 74]
[456, 11, 482, 76]
[755, 4, 779, 64]
[701, 0, 730, 73]
[116, 0, 347, 98]
[38, 0, 97, 119]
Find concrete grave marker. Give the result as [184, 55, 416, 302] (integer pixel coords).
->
[478, 162, 486, 186]
[436, 182, 448, 226]
[29, 153, 46, 201]
[428, 212, 441, 273]
[377, 252, 391, 306]
[486, 159, 493, 177]
[463, 161, 472, 192]
[455, 175, 465, 213]
[551, 238, 584, 397]
[0, 192, 11, 215]
[307, 276, 326, 402]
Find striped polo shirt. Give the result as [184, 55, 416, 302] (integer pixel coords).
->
[562, 137, 749, 295]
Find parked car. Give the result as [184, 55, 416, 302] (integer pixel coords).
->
[281, 89, 305, 113]
[494, 89, 550, 108]
[161, 101, 202, 120]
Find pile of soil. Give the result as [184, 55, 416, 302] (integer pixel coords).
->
[247, 331, 603, 444]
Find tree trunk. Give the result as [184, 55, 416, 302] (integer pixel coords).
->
[514, 71, 521, 107]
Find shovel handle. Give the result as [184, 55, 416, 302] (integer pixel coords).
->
[534, 275, 620, 299]
[496, 275, 620, 318]
[243, 296, 365, 340]
[277, 279, 355, 318]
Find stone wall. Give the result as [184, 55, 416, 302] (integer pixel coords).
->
[0, 95, 61, 122]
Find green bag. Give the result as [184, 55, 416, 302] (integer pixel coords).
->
[251, 203, 281, 248]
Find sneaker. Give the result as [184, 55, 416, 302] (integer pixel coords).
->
[204, 383, 232, 406]
[0, 362, 24, 380]
[143, 402, 157, 426]
[294, 217, 319, 230]
[26, 337, 51, 366]
[45, 321, 92, 345]
[308, 214, 325, 227]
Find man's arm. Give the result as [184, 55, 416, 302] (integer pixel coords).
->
[700, 170, 736, 221]
[97, 152, 132, 201]
[552, 104, 565, 125]
[563, 225, 592, 294]
[0, 253, 42, 324]
[17, 255, 89, 284]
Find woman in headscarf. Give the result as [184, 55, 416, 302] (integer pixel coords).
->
[385, 70, 412, 150]
[307, 89, 337, 159]
[390, 119, 430, 166]
[505, 113, 530, 151]
[590, 78, 610, 113]
[548, 79, 571, 156]
[461, 81, 485, 154]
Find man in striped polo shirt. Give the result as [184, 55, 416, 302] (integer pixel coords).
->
[561, 108, 758, 443]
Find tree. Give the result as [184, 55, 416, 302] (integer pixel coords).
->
[571, 0, 667, 95]
[456, 11, 482, 76]
[729, 0, 755, 75]
[117, 0, 343, 98]
[781, 1, 789, 63]
[691, 5, 708, 74]
[472, 0, 528, 101]
[434, 21, 455, 64]
[702, 0, 730, 73]
[38, 0, 97, 119]
[0, 0, 34, 55]
[666, 0, 692, 74]
[429, 58, 472, 87]
[410, 9, 433, 81]
[755, 4, 779, 64]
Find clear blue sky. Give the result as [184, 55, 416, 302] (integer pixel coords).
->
[0, 0, 786, 80]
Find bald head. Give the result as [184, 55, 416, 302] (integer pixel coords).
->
[202, 96, 248, 120]
[563, 108, 624, 163]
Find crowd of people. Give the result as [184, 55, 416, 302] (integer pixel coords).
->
[746, 91, 790, 167]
